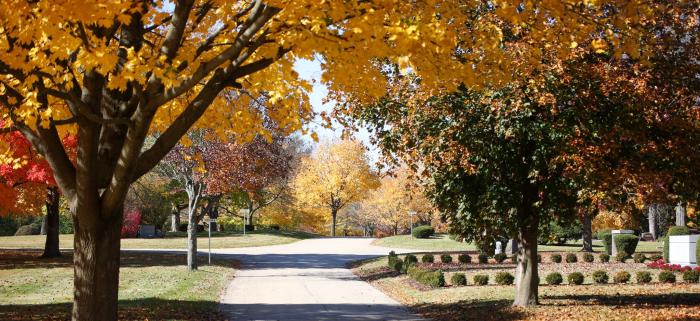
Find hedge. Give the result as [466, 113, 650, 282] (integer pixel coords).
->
[440, 254, 453, 263]
[568, 272, 584, 285]
[495, 272, 514, 285]
[601, 232, 613, 255]
[545, 272, 563, 285]
[407, 266, 445, 288]
[451, 273, 467, 286]
[614, 271, 631, 284]
[614, 234, 639, 257]
[636, 271, 652, 284]
[412, 225, 435, 239]
[422, 254, 434, 263]
[473, 274, 489, 285]
[664, 226, 690, 262]
[458, 254, 471, 264]
[658, 271, 676, 283]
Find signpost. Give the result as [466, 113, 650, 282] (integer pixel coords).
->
[409, 211, 416, 239]
[208, 218, 217, 265]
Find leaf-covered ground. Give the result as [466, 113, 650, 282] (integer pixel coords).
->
[0, 250, 236, 321]
[353, 256, 700, 321]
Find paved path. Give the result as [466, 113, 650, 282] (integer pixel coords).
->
[216, 238, 424, 321]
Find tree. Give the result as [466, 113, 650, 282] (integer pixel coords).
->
[0, 129, 76, 258]
[0, 1, 655, 318]
[292, 140, 378, 236]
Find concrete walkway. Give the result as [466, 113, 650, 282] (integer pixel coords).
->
[216, 238, 424, 321]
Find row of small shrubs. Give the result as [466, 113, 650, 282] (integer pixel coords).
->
[407, 266, 445, 288]
[422, 253, 509, 264]
[543, 270, 699, 285]
[449, 272, 515, 286]
[548, 252, 660, 264]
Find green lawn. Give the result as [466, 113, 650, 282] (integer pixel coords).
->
[353, 255, 700, 321]
[373, 234, 663, 253]
[0, 249, 235, 320]
[0, 230, 318, 250]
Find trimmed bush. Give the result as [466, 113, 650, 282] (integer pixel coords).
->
[649, 254, 663, 262]
[583, 253, 594, 263]
[601, 232, 613, 255]
[478, 253, 489, 264]
[633, 253, 646, 263]
[596, 229, 612, 240]
[615, 252, 629, 263]
[421, 254, 434, 263]
[451, 273, 467, 286]
[592, 270, 609, 284]
[551, 254, 562, 263]
[391, 258, 404, 272]
[407, 266, 445, 287]
[565, 253, 578, 263]
[664, 226, 690, 262]
[614, 271, 631, 283]
[568, 272, 584, 285]
[494, 253, 507, 263]
[599, 253, 610, 263]
[412, 225, 435, 239]
[388, 252, 399, 268]
[658, 271, 676, 283]
[405, 254, 418, 265]
[473, 274, 489, 285]
[440, 254, 453, 264]
[458, 254, 471, 264]
[683, 270, 699, 283]
[614, 234, 639, 257]
[495, 272, 515, 285]
[545, 272, 563, 285]
[636, 271, 652, 284]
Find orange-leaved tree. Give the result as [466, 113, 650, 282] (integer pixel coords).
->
[0, 0, 654, 318]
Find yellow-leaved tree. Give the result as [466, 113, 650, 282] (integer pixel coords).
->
[0, 0, 655, 318]
[292, 140, 378, 236]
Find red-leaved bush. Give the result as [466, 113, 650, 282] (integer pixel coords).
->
[646, 259, 698, 272]
[121, 208, 142, 238]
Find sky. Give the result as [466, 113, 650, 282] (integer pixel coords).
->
[293, 58, 381, 163]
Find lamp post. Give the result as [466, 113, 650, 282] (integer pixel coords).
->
[409, 211, 416, 239]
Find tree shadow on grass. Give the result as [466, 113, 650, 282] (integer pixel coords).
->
[412, 299, 527, 321]
[0, 250, 236, 270]
[0, 298, 226, 321]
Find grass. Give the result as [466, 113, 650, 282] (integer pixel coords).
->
[353, 255, 700, 321]
[0, 230, 318, 250]
[0, 249, 235, 320]
[373, 234, 663, 253]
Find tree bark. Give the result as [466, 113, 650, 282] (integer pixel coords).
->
[648, 205, 657, 239]
[71, 204, 122, 321]
[187, 207, 198, 271]
[170, 204, 180, 232]
[41, 187, 61, 258]
[675, 202, 686, 226]
[581, 211, 593, 252]
[331, 208, 337, 237]
[513, 186, 539, 307]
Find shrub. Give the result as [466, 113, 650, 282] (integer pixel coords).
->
[458, 254, 471, 264]
[388, 251, 398, 267]
[545, 272, 563, 285]
[682, 270, 699, 283]
[391, 258, 404, 272]
[614, 234, 639, 257]
[658, 271, 676, 283]
[565, 253, 578, 263]
[664, 226, 690, 261]
[407, 266, 445, 288]
[649, 254, 663, 262]
[440, 254, 453, 264]
[421, 254, 434, 263]
[121, 208, 142, 238]
[583, 253, 594, 263]
[495, 272, 515, 285]
[615, 252, 629, 263]
[633, 253, 646, 263]
[550, 254, 562, 263]
[478, 253, 489, 264]
[494, 253, 507, 263]
[614, 271, 631, 283]
[451, 273, 467, 286]
[473, 274, 489, 285]
[599, 253, 610, 263]
[405, 254, 418, 265]
[596, 229, 612, 240]
[601, 232, 613, 255]
[568, 272, 584, 285]
[412, 225, 435, 239]
[592, 270, 609, 284]
[636, 271, 652, 284]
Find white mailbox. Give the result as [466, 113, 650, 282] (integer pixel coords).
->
[669, 235, 699, 266]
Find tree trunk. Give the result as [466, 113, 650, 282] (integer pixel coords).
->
[675, 202, 686, 226]
[648, 205, 657, 239]
[246, 199, 255, 230]
[581, 211, 593, 252]
[41, 187, 61, 258]
[71, 204, 122, 321]
[513, 187, 539, 307]
[187, 207, 198, 271]
[331, 208, 337, 237]
[170, 204, 180, 232]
